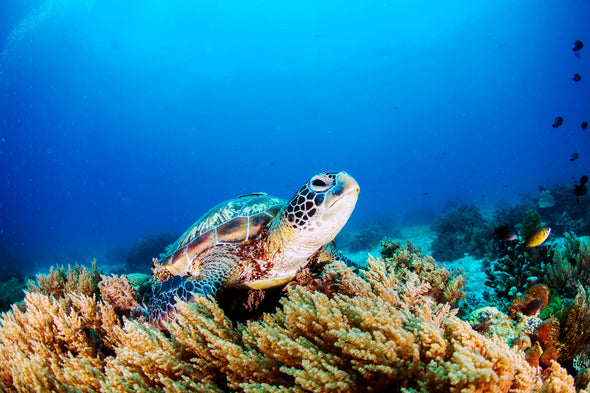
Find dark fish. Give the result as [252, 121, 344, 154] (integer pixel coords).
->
[494, 225, 518, 241]
[570, 152, 579, 161]
[523, 298, 545, 316]
[574, 175, 588, 204]
[575, 183, 588, 194]
[573, 73, 581, 82]
[573, 40, 584, 52]
[583, 121, 588, 131]
[552, 116, 563, 128]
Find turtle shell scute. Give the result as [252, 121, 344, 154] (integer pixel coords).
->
[160, 194, 285, 269]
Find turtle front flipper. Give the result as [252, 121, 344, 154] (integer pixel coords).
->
[147, 247, 240, 329]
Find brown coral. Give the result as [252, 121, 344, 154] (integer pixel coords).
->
[525, 342, 543, 368]
[98, 274, 144, 317]
[510, 284, 550, 317]
[557, 284, 590, 362]
[534, 318, 560, 349]
[545, 233, 590, 298]
[27, 260, 101, 298]
[0, 249, 580, 392]
[540, 346, 560, 369]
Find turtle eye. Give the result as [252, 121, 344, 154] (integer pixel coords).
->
[309, 174, 333, 192]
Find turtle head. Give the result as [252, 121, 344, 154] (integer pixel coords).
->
[281, 171, 359, 251]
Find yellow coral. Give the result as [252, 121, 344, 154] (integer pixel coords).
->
[27, 260, 101, 298]
[0, 249, 580, 392]
[99, 274, 143, 316]
[0, 291, 120, 392]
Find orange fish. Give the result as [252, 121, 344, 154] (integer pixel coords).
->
[524, 227, 551, 247]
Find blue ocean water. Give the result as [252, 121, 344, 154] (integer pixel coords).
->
[0, 0, 588, 278]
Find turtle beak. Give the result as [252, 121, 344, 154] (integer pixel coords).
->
[323, 172, 359, 222]
[328, 172, 360, 209]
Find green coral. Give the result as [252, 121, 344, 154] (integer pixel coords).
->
[484, 243, 554, 303]
[521, 209, 541, 240]
[0, 277, 26, 312]
[539, 291, 562, 320]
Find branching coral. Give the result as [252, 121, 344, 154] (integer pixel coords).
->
[557, 284, 590, 362]
[0, 249, 578, 392]
[521, 209, 542, 240]
[485, 244, 554, 301]
[27, 260, 102, 298]
[99, 274, 144, 317]
[378, 239, 466, 305]
[167, 256, 542, 392]
[477, 232, 590, 384]
[0, 291, 121, 392]
[545, 232, 590, 298]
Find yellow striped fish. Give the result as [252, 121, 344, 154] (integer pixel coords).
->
[524, 227, 551, 247]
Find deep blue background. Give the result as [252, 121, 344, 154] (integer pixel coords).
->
[1, 0, 589, 276]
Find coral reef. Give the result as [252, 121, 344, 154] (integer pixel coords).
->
[337, 217, 400, 253]
[557, 284, 590, 362]
[378, 239, 466, 306]
[99, 274, 144, 317]
[537, 184, 590, 236]
[509, 284, 550, 317]
[337, 223, 387, 252]
[545, 232, 590, 298]
[0, 243, 580, 392]
[0, 268, 122, 392]
[27, 260, 102, 298]
[492, 200, 537, 231]
[485, 242, 554, 300]
[538, 189, 556, 209]
[477, 231, 590, 388]
[431, 204, 494, 261]
[0, 276, 26, 312]
[521, 209, 542, 240]
[125, 232, 178, 274]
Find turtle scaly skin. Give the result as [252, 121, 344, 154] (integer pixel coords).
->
[147, 171, 359, 329]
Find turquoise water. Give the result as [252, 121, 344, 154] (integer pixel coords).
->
[0, 0, 588, 277]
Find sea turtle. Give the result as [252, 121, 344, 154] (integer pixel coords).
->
[147, 171, 359, 329]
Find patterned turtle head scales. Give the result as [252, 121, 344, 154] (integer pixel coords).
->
[281, 171, 359, 250]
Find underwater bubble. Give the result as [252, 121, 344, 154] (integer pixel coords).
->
[0, 0, 96, 68]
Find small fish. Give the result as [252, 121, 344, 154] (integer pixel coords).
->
[574, 183, 587, 196]
[573, 73, 581, 82]
[522, 298, 545, 316]
[494, 225, 518, 241]
[583, 121, 588, 131]
[524, 227, 551, 247]
[552, 116, 563, 128]
[570, 152, 579, 161]
[575, 176, 589, 203]
[573, 40, 584, 52]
